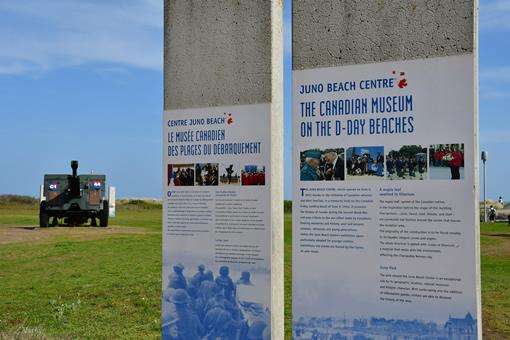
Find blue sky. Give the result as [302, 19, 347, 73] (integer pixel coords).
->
[0, 0, 508, 201]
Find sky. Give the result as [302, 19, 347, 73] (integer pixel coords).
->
[0, 0, 508, 201]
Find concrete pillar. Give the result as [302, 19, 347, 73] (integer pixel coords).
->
[293, 1, 474, 70]
[165, 1, 275, 109]
[164, 1, 283, 338]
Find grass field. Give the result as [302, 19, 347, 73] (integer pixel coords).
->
[0, 200, 509, 339]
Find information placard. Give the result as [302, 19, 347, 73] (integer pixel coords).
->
[292, 55, 480, 339]
[162, 103, 272, 339]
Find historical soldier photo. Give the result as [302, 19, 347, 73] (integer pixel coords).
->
[168, 164, 195, 186]
[195, 163, 219, 186]
[219, 163, 240, 186]
[162, 263, 270, 340]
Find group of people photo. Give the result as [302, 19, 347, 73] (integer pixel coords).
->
[386, 145, 427, 180]
[162, 263, 269, 339]
[168, 164, 195, 186]
[346, 146, 385, 179]
[195, 163, 219, 186]
[429, 144, 465, 180]
[241, 165, 266, 186]
[299, 148, 345, 181]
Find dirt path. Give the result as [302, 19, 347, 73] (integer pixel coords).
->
[0, 225, 153, 245]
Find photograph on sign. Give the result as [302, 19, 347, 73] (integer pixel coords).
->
[219, 163, 241, 186]
[386, 145, 428, 180]
[167, 164, 195, 186]
[241, 165, 266, 186]
[429, 144, 465, 180]
[346, 146, 385, 180]
[299, 148, 345, 181]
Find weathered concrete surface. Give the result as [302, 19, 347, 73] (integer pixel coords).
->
[164, 0, 272, 110]
[292, 0, 474, 70]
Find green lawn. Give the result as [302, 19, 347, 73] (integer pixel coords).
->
[0, 203, 509, 338]
[479, 222, 510, 337]
[0, 203, 162, 339]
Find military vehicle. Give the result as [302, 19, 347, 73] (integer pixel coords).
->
[39, 160, 109, 227]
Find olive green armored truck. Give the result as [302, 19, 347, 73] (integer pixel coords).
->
[40, 161, 109, 227]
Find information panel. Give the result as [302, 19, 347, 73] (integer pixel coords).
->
[162, 104, 272, 339]
[292, 55, 480, 339]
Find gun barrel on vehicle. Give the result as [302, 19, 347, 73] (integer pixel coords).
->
[69, 160, 81, 198]
[71, 160, 78, 177]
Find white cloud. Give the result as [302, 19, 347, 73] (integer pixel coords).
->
[480, 0, 510, 30]
[480, 89, 510, 100]
[480, 130, 510, 144]
[0, 0, 163, 75]
[479, 66, 510, 100]
[0, 60, 36, 75]
[480, 66, 510, 82]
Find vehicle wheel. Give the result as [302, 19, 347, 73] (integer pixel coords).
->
[39, 201, 49, 228]
[99, 200, 109, 227]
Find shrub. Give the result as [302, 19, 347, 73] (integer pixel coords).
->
[117, 199, 162, 210]
[0, 195, 38, 206]
[284, 200, 292, 213]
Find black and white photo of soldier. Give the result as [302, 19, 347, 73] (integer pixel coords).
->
[195, 163, 219, 186]
[162, 263, 271, 339]
[299, 148, 345, 181]
[429, 144, 465, 180]
[168, 164, 195, 186]
[386, 145, 427, 180]
[219, 163, 240, 185]
[346, 146, 384, 180]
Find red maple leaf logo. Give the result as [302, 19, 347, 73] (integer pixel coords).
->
[225, 113, 234, 125]
[393, 71, 408, 89]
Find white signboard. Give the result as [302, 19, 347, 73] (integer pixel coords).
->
[108, 186, 116, 218]
[292, 55, 480, 339]
[162, 103, 272, 339]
